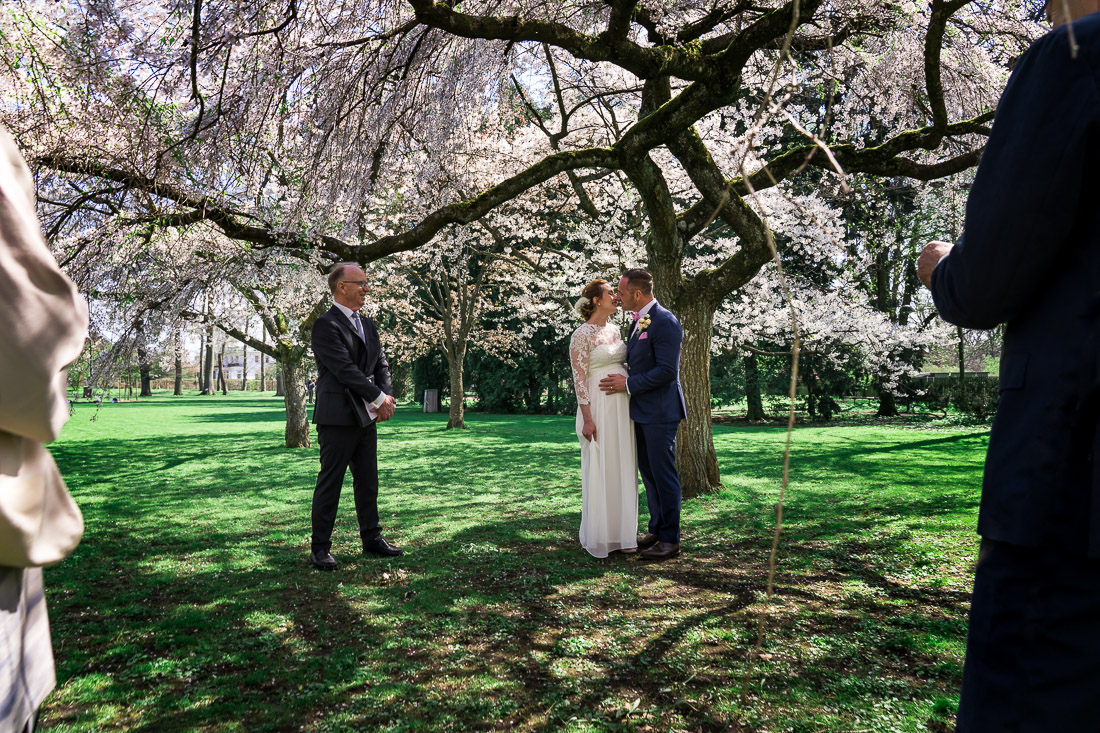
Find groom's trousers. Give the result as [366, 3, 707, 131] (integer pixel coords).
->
[635, 422, 681, 543]
[311, 423, 381, 552]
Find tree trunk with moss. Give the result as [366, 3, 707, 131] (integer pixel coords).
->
[675, 300, 722, 498]
[445, 342, 467, 429]
[279, 346, 311, 448]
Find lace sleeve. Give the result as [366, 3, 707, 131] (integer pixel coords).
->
[569, 326, 591, 406]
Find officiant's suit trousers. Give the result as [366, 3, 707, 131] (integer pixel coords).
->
[311, 423, 381, 553]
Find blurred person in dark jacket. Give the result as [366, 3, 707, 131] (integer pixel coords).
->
[918, 2, 1100, 728]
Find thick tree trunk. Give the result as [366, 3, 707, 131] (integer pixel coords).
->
[174, 352, 183, 396]
[876, 387, 899, 417]
[280, 351, 311, 448]
[173, 326, 183, 395]
[744, 352, 766, 421]
[138, 355, 152, 397]
[136, 318, 152, 397]
[202, 324, 215, 394]
[197, 329, 206, 390]
[241, 335, 249, 390]
[676, 301, 722, 498]
[446, 344, 466, 429]
[217, 344, 227, 395]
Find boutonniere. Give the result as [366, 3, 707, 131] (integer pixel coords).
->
[637, 315, 652, 332]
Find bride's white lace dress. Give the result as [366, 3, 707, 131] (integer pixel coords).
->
[570, 323, 639, 557]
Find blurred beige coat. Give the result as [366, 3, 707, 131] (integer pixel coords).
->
[0, 126, 86, 566]
[0, 124, 87, 732]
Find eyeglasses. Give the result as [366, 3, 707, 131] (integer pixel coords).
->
[341, 280, 369, 289]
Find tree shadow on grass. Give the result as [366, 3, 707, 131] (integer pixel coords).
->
[41, 413, 983, 731]
[185, 410, 295, 424]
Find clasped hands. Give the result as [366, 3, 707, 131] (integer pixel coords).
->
[375, 394, 397, 422]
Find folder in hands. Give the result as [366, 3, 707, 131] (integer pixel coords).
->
[345, 388, 378, 427]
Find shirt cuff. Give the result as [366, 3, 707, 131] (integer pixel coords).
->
[369, 392, 387, 409]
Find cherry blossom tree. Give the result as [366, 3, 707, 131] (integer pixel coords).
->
[2, 0, 1046, 494]
[367, 222, 526, 429]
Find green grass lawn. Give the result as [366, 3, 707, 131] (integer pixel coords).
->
[41, 392, 988, 732]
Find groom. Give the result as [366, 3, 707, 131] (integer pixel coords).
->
[600, 268, 687, 561]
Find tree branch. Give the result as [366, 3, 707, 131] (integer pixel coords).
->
[34, 154, 361, 260]
[732, 112, 994, 195]
[406, 0, 706, 80]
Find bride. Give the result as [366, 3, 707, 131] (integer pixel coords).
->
[569, 278, 639, 557]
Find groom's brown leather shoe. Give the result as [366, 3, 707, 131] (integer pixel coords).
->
[637, 533, 660, 550]
[640, 541, 680, 561]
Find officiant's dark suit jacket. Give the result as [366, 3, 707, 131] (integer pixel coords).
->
[930, 13, 1100, 558]
[311, 307, 392, 427]
[930, 18, 1100, 729]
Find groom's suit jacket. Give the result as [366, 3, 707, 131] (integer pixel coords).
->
[625, 302, 687, 425]
[311, 307, 392, 426]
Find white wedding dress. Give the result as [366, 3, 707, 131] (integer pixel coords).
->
[570, 323, 639, 558]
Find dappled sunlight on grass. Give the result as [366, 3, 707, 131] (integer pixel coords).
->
[42, 393, 988, 731]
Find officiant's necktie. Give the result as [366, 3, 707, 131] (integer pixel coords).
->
[350, 312, 365, 342]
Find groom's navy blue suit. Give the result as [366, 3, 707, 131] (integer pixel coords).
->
[625, 302, 687, 543]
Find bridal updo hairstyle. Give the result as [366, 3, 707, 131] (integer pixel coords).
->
[578, 278, 609, 321]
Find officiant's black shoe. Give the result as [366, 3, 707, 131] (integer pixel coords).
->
[363, 536, 403, 557]
[637, 533, 660, 550]
[310, 550, 338, 571]
[640, 541, 680, 561]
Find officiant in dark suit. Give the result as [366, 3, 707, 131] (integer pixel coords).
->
[918, 2, 1100, 728]
[309, 263, 400, 571]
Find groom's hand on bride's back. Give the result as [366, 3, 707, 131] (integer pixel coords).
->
[599, 374, 626, 394]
